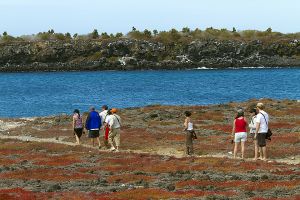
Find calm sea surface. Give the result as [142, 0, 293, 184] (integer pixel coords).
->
[0, 68, 299, 117]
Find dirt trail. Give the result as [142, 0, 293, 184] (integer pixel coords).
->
[0, 134, 299, 165]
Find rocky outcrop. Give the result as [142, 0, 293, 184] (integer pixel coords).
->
[0, 39, 299, 72]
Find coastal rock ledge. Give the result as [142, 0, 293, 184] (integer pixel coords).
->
[0, 39, 300, 72]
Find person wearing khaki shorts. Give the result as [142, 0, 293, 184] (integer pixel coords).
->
[108, 108, 121, 152]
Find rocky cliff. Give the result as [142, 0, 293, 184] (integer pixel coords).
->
[0, 38, 299, 71]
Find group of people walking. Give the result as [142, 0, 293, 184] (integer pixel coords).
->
[72, 102, 269, 160]
[184, 102, 270, 160]
[72, 105, 122, 152]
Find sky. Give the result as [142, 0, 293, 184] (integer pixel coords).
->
[0, 0, 299, 36]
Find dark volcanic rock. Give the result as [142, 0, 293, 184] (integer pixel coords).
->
[166, 183, 176, 191]
[0, 38, 299, 72]
[47, 184, 61, 192]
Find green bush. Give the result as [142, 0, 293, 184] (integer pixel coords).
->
[54, 33, 66, 40]
[2, 27, 300, 44]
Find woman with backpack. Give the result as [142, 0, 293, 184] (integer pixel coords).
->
[231, 109, 248, 159]
[73, 109, 84, 145]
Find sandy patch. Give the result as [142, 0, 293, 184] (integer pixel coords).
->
[0, 120, 26, 131]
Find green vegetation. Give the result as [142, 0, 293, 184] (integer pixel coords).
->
[0, 27, 299, 44]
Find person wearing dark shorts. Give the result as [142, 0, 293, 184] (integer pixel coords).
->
[257, 132, 266, 147]
[73, 109, 84, 145]
[88, 130, 100, 138]
[254, 103, 269, 161]
[85, 106, 102, 148]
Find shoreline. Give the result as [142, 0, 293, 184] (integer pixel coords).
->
[1, 64, 300, 73]
[0, 66, 299, 74]
[1, 98, 298, 119]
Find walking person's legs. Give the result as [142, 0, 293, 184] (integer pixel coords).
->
[114, 129, 121, 151]
[185, 131, 193, 155]
[186, 146, 190, 155]
[233, 142, 238, 159]
[108, 129, 117, 151]
[96, 137, 101, 148]
[262, 147, 267, 160]
[104, 127, 109, 148]
[74, 129, 82, 145]
[257, 133, 267, 160]
[190, 143, 194, 155]
[241, 141, 245, 159]
[233, 133, 240, 159]
[240, 132, 247, 159]
[258, 147, 262, 158]
[75, 135, 80, 145]
[254, 140, 258, 160]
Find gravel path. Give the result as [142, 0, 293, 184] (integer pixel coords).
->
[1, 134, 298, 165]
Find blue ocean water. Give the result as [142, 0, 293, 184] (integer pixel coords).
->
[0, 68, 299, 117]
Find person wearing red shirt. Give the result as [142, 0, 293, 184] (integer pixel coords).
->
[231, 109, 248, 159]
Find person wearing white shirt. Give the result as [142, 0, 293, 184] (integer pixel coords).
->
[255, 103, 269, 161]
[99, 105, 108, 125]
[99, 105, 109, 148]
[108, 108, 122, 152]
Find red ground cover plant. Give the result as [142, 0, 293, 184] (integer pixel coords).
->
[201, 124, 232, 133]
[165, 133, 185, 141]
[244, 180, 300, 191]
[176, 179, 249, 189]
[270, 133, 300, 145]
[0, 188, 111, 200]
[251, 196, 300, 200]
[196, 111, 225, 122]
[0, 157, 20, 165]
[174, 190, 237, 198]
[100, 156, 191, 173]
[106, 174, 154, 184]
[177, 179, 300, 192]
[33, 153, 83, 166]
[0, 168, 98, 181]
[0, 188, 38, 200]
[101, 188, 237, 199]
[267, 146, 299, 158]
[285, 108, 300, 115]
[269, 122, 295, 129]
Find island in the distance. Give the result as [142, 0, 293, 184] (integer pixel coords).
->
[0, 27, 299, 72]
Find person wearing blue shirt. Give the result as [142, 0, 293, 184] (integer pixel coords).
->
[85, 106, 102, 148]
